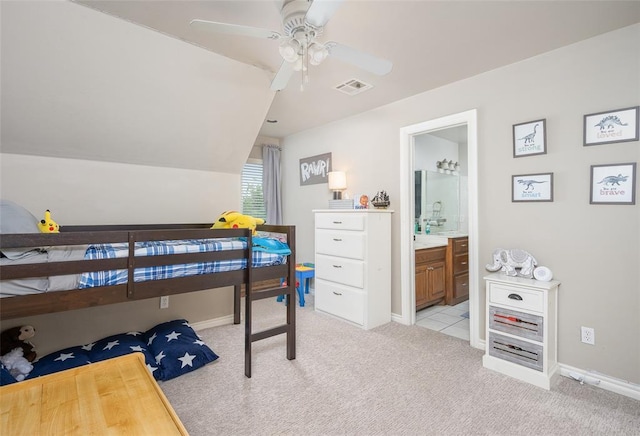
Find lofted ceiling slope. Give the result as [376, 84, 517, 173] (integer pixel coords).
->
[1, 1, 275, 173]
[72, 0, 640, 139]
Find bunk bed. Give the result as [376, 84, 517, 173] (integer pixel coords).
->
[0, 222, 296, 378]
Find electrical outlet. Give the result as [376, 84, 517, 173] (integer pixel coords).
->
[581, 326, 595, 345]
[160, 296, 169, 309]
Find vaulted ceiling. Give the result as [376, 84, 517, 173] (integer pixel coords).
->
[73, 0, 640, 138]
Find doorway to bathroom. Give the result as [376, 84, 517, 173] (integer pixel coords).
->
[399, 110, 482, 350]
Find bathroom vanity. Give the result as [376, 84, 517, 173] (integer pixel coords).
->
[415, 246, 446, 310]
[415, 234, 468, 308]
[446, 236, 469, 305]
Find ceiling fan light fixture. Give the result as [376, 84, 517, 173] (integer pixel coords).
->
[308, 42, 328, 66]
[279, 39, 300, 63]
[292, 57, 307, 72]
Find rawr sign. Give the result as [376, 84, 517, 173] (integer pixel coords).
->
[299, 152, 332, 186]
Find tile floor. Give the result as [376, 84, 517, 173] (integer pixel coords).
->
[416, 300, 470, 341]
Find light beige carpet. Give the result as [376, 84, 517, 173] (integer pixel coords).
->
[161, 295, 640, 435]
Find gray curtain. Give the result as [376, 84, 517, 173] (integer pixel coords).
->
[262, 144, 282, 225]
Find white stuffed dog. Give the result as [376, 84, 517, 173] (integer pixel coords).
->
[0, 348, 34, 381]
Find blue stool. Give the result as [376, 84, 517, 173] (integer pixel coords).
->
[276, 263, 314, 307]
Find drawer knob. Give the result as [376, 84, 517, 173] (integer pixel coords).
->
[332, 291, 342, 296]
[461, 261, 468, 265]
[332, 221, 343, 224]
[508, 293, 523, 301]
[332, 265, 342, 269]
[333, 238, 343, 242]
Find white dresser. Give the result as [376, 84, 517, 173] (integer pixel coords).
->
[313, 210, 393, 330]
[482, 273, 560, 390]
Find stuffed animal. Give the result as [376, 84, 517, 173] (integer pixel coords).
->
[1, 325, 37, 362]
[37, 209, 60, 233]
[0, 348, 33, 381]
[211, 211, 265, 235]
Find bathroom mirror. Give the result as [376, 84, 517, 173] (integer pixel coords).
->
[415, 170, 460, 233]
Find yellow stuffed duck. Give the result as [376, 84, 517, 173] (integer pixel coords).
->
[37, 210, 59, 233]
[211, 211, 265, 235]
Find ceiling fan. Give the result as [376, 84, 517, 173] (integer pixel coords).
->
[190, 0, 393, 91]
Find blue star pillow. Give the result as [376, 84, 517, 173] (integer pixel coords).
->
[89, 332, 162, 380]
[27, 334, 162, 381]
[143, 319, 218, 381]
[27, 345, 92, 379]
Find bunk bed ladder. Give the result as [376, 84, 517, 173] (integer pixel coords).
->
[244, 229, 296, 378]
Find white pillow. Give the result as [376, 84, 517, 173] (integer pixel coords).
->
[0, 200, 42, 259]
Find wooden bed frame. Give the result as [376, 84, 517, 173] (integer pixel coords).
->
[0, 223, 296, 378]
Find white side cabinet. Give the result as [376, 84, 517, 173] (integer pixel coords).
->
[482, 273, 560, 390]
[313, 210, 393, 330]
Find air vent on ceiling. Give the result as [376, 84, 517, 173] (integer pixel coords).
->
[334, 79, 373, 96]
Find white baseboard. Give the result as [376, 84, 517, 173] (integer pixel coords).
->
[191, 314, 235, 331]
[559, 364, 640, 401]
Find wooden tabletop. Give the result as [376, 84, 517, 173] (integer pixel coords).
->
[0, 353, 188, 435]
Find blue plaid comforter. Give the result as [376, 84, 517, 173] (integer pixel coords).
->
[78, 238, 285, 288]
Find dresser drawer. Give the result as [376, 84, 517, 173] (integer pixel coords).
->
[415, 247, 446, 264]
[453, 273, 469, 296]
[489, 332, 543, 372]
[315, 213, 365, 231]
[453, 253, 468, 274]
[453, 238, 468, 254]
[489, 306, 543, 342]
[315, 279, 364, 325]
[316, 230, 365, 260]
[316, 254, 364, 288]
[489, 283, 544, 313]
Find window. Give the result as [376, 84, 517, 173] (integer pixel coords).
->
[241, 160, 266, 220]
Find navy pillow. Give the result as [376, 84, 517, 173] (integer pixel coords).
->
[89, 332, 162, 380]
[27, 345, 92, 379]
[1, 364, 17, 385]
[143, 319, 218, 381]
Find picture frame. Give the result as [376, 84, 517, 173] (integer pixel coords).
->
[590, 162, 636, 205]
[583, 106, 639, 146]
[299, 152, 332, 186]
[512, 172, 554, 202]
[513, 119, 546, 158]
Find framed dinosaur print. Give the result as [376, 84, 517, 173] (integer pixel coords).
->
[513, 119, 546, 157]
[590, 162, 636, 205]
[512, 172, 553, 202]
[584, 106, 639, 146]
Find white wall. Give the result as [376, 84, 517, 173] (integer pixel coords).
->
[281, 24, 640, 383]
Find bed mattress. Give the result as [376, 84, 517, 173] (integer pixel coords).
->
[0, 238, 286, 297]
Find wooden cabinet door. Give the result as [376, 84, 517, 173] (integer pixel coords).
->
[415, 263, 429, 309]
[427, 260, 446, 301]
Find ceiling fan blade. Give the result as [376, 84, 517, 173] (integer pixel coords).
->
[190, 19, 281, 40]
[325, 42, 393, 76]
[270, 61, 295, 91]
[305, 0, 344, 28]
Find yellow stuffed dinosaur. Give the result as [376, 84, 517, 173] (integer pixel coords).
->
[38, 210, 60, 233]
[211, 210, 265, 235]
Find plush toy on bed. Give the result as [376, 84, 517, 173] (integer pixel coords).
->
[1, 325, 37, 362]
[37, 209, 59, 233]
[211, 210, 265, 235]
[0, 348, 33, 381]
